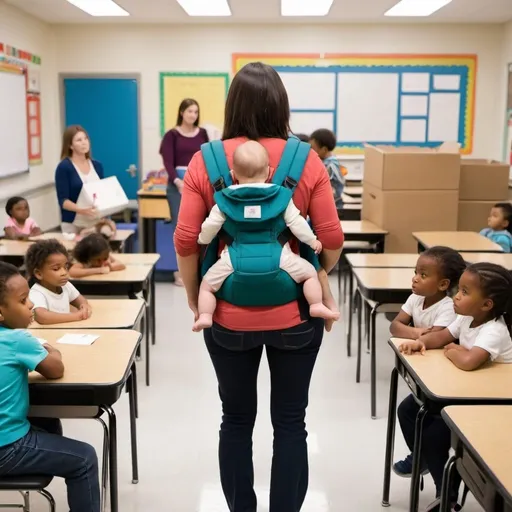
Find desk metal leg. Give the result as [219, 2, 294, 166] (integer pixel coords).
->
[346, 270, 354, 357]
[142, 218, 157, 254]
[131, 362, 138, 418]
[356, 290, 363, 383]
[142, 285, 151, 387]
[410, 405, 428, 512]
[96, 417, 109, 512]
[370, 303, 379, 419]
[102, 405, 118, 512]
[129, 372, 139, 484]
[440, 455, 457, 512]
[382, 367, 399, 507]
[150, 270, 156, 346]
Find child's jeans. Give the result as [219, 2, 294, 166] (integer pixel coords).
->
[397, 394, 461, 500]
[0, 418, 100, 512]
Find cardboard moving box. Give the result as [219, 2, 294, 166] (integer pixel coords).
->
[364, 143, 460, 191]
[362, 181, 458, 253]
[459, 159, 509, 201]
[457, 200, 495, 232]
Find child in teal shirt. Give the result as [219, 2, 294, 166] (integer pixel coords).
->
[0, 262, 100, 512]
[480, 202, 512, 252]
[310, 129, 346, 208]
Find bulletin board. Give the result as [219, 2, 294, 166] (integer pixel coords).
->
[0, 42, 42, 165]
[160, 72, 229, 136]
[233, 54, 477, 154]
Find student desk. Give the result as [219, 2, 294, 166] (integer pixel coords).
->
[0, 239, 75, 262]
[461, 252, 512, 269]
[382, 339, 512, 512]
[137, 188, 169, 253]
[115, 252, 161, 267]
[413, 231, 503, 253]
[342, 220, 388, 250]
[30, 229, 135, 252]
[343, 186, 363, 198]
[338, 204, 361, 221]
[71, 265, 156, 386]
[440, 406, 512, 512]
[346, 253, 417, 269]
[341, 192, 361, 204]
[31, 299, 145, 330]
[351, 268, 412, 418]
[28, 329, 141, 512]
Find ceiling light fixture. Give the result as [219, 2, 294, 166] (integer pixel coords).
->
[385, 0, 452, 17]
[281, 0, 334, 16]
[66, 0, 129, 16]
[176, 0, 231, 16]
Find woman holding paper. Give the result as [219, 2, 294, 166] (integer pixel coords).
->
[160, 99, 209, 286]
[55, 125, 104, 234]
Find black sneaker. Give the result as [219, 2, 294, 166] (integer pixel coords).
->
[392, 453, 429, 478]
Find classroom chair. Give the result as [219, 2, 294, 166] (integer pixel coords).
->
[0, 475, 55, 511]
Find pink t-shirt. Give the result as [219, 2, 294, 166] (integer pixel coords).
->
[5, 217, 38, 236]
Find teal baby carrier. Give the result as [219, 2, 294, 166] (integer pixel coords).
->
[200, 138, 320, 307]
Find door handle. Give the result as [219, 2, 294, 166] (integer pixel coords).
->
[126, 164, 137, 178]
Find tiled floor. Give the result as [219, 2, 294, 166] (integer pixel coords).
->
[12, 277, 483, 511]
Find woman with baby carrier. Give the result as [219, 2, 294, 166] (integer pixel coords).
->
[174, 62, 344, 512]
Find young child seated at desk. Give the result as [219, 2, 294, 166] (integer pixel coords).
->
[399, 262, 512, 511]
[390, 247, 466, 480]
[3, 196, 41, 240]
[69, 233, 125, 278]
[193, 140, 340, 332]
[309, 129, 347, 209]
[26, 240, 92, 324]
[0, 261, 101, 511]
[479, 202, 512, 252]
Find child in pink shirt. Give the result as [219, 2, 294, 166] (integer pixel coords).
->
[4, 196, 41, 240]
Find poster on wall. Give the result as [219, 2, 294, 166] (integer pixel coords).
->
[0, 42, 42, 165]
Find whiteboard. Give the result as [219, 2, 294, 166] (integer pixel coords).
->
[428, 93, 460, 141]
[290, 111, 334, 136]
[0, 70, 29, 178]
[337, 73, 399, 142]
[279, 72, 336, 110]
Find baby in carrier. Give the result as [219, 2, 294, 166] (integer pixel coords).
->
[193, 140, 340, 332]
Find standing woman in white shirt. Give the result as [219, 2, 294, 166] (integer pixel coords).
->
[54, 125, 105, 234]
[398, 262, 512, 511]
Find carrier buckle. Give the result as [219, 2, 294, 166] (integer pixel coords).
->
[213, 177, 226, 192]
[284, 176, 297, 190]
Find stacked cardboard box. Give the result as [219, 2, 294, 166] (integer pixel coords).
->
[457, 160, 509, 231]
[362, 144, 460, 253]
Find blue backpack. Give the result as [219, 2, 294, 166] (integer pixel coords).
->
[200, 138, 320, 307]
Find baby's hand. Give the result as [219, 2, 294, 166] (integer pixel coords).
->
[413, 327, 432, 339]
[99, 266, 110, 274]
[399, 340, 426, 355]
[311, 240, 322, 254]
[80, 304, 92, 319]
[444, 342, 463, 352]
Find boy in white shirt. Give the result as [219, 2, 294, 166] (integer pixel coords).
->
[193, 140, 340, 331]
[399, 262, 512, 511]
[25, 240, 92, 324]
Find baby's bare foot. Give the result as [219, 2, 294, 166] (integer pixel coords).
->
[310, 303, 341, 321]
[192, 313, 213, 332]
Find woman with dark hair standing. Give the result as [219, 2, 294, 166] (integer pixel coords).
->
[55, 125, 104, 234]
[174, 63, 343, 512]
[160, 99, 209, 286]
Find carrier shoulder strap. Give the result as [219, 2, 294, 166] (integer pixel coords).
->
[271, 138, 310, 191]
[201, 141, 232, 192]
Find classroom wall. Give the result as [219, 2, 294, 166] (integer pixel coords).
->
[0, 1, 60, 230]
[53, 23, 506, 174]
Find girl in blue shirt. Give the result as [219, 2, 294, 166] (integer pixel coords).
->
[0, 262, 100, 512]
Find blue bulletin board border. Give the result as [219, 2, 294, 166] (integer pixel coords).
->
[233, 54, 477, 154]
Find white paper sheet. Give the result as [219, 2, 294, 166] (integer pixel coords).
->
[57, 334, 99, 346]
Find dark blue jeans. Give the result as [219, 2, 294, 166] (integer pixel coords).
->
[204, 318, 323, 512]
[0, 418, 100, 512]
